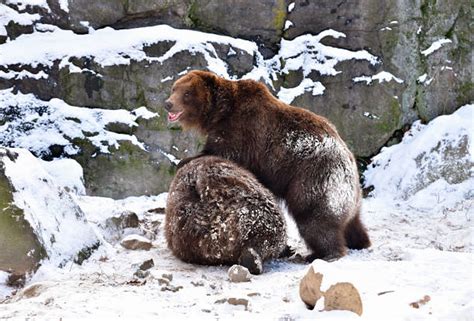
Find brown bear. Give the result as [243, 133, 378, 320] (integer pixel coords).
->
[165, 155, 287, 274]
[164, 70, 371, 261]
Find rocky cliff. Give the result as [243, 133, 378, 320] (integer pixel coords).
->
[1, 0, 471, 198]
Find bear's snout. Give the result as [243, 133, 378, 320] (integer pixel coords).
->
[164, 100, 173, 112]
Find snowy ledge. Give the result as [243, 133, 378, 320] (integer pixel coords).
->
[0, 89, 156, 157]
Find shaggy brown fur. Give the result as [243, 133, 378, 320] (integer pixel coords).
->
[165, 156, 287, 274]
[165, 70, 371, 261]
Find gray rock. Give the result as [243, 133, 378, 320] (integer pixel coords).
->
[133, 269, 150, 279]
[161, 284, 182, 292]
[162, 273, 173, 282]
[139, 259, 154, 271]
[228, 265, 252, 283]
[105, 211, 139, 230]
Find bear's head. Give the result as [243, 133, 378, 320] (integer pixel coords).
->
[164, 70, 233, 133]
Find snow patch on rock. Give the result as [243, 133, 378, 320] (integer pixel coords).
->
[2, 148, 99, 267]
[0, 89, 146, 158]
[364, 104, 473, 200]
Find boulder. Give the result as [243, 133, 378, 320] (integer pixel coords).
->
[0, 147, 99, 280]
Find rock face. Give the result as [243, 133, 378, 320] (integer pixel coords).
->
[1, 0, 471, 198]
[0, 147, 99, 280]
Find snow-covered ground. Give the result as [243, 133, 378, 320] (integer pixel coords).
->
[0, 106, 472, 320]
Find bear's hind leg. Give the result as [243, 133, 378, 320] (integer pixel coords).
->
[238, 248, 263, 275]
[344, 210, 371, 250]
[294, 213, 347, 262]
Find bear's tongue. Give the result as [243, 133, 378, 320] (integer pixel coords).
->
[168, 111, 183, 122]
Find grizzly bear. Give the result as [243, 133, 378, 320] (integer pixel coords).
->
[164, 70, 371, 261]
[165, 156, 287, 274]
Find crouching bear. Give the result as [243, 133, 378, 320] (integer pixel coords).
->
[165, 156, 287, 274]
[165, 70, 371, 262]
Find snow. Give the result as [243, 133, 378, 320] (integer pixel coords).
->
[0, 3, 40, 36]
[41, 158, 86, 195]
[417, 73, 428, 83]
[278, 30, 378, 77]
[270, 30, 378, 103]
[417, 73, 434, 86]
[284, 20, 294, 31]
[58, 0, 68, 12]
[5, 0, 49, 11]
[158, 148, 181, 166]
[353, 71, 404, 85]
[421, 38, 452, 56]
[0, 24, 258, 75]
[132, 106, 159, 120]
[0, 89, 146, 157]
[0, 21, 385, 105]
[288, 2, 295, 13]
[1, 106, 472, 319]
[278, 78, 325, 104]
[0, 69, 48, 80]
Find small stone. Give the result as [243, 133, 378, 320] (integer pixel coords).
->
[409, 295, 431, 309]
[133, 270, 150, 279]
[162, 273, 173, 281]
[323, 282, 363, 316]
[120, 234, 152, 250]
[106, 211, 139, 229]
[247, 292, 260, 297]
[228, 264, 251, 283]
[191, 280, 204, 287]
[214, 298, 227, 304]
[227, 297, 249, 309]
[161, 285, 183, 292]
[139, 259, 154, 271]
[157, 278, 170, 286]
[299, 266, 323, 309]
[44, 297, 54, 306]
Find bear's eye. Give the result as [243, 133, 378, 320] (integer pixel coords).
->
[184, 91, 191, 97]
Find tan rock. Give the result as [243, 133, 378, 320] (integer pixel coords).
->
[323, 282, 363, 316]
[227, 297, 249, 309]
[120, 234, 152, 250]
[299, 266, 323, 309]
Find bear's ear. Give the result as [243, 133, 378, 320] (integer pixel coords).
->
[193, 70, 218, 93]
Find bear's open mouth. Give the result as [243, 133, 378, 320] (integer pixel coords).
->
[168, 111, 183, 122]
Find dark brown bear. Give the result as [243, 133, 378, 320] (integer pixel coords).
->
[165, 70, 371, 261]
[165, 155, 287, 274]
